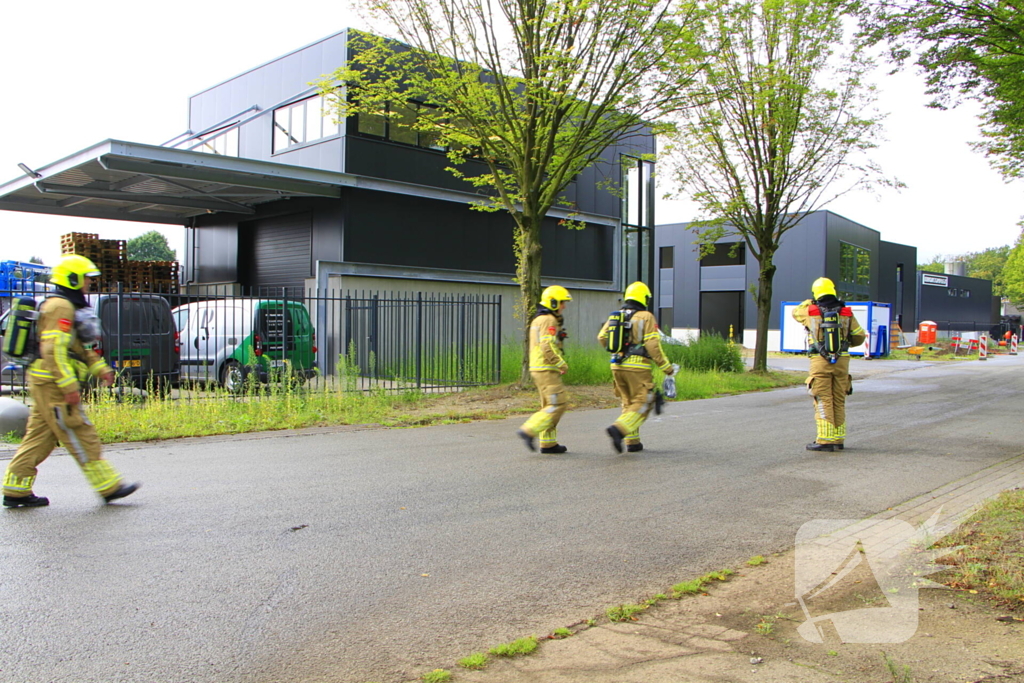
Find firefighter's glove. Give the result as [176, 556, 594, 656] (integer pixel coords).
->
[653, 389, 665, 415]
[847, 377, 853, 396]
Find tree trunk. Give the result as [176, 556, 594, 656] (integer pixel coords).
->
[751, 255, 777, 374]
[517, 218, 543, 386]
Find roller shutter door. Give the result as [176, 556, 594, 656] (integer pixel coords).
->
[250, 212, 312, 294]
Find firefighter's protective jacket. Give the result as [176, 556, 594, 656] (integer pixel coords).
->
[598, 308, 672, 372]
[528, 307, 568, 372]
[792, 299, 867, 355]
[28, 296, 110, 393]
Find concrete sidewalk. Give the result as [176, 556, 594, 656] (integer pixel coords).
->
[453, 452, 1024, 683]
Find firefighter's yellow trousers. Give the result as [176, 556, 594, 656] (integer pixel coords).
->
[807, 355, 852, 445]
[2, 378, 123, 499]
[611, 367, 655, 446]
[520, 371, 568, 448]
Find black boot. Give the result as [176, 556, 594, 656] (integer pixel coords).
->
[516, 429, 536, 452]
[606, 426, 624, 453]
[540, 445, 568, 454]
[3, 494, 50, 508]
[103, 482, 141, 503]
[626, 443, 644, 453]
[806, 442, 836, 452]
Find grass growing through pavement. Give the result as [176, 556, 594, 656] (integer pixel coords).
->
[933, 488, 1024, 607]
[457, 653, 488, 669]
[488, 636, 538, 657]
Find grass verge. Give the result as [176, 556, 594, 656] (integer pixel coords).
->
[0, 368, 804, 446]
[933, 488, 1024, 608]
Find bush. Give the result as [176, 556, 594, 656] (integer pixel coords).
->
[663, 334, 744, 373]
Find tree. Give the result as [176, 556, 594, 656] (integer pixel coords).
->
[664, 0, 897, 373]
[127, 230, 176, 262]
[319, 2, 708, 382]
[857, 0, 1024, 179]
[28, 256, 43, 265]
[1002, 233, 1024, 307]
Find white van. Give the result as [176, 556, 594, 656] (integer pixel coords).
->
[172, 299, 316, 391]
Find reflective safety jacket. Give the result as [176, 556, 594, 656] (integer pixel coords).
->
[597, 308, 672, 372]
[792, 299, 866, 356]
[28, 295, 110, 393]
[528, 308, 568, 373]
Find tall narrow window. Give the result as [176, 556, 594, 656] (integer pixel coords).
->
[837, 241, 870, 301]
[621, 156, 655, 289]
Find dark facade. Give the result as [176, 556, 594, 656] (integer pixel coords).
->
[656, 210, 917, 349]
[916, 271, 997, 334]
[181, 29, 654, 304]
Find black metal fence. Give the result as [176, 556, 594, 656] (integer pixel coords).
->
[1, 285, 502, 398]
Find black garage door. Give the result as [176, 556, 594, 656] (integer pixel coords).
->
[240, 212, 312, 295]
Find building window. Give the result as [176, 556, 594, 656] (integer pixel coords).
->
[189, 127, 239, 157]
[700, 242, 744, 266]
[352, 100, 445, 151]
[273, 95, 341, 153]
[622, 156, 655, 288]
[838, 241, 870, 301]
[660, 246, 674, 269]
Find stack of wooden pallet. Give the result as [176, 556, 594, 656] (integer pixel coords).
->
[61, 233, 126, 291]
[60, 232, 179, 293]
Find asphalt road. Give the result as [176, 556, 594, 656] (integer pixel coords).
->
[2, 356, 1022, 683]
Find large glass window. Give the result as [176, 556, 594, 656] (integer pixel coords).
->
[621, 156, 655, 288]
[273, 95, 341, 153]
[353, 100, 445, 151]
[838, 241, 870, 301]
[700, 242, 745, 266]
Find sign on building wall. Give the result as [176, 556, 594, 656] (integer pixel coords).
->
[922, 273, 949, 287]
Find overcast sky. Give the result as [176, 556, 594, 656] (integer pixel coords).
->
[1, 1, 1020, 268]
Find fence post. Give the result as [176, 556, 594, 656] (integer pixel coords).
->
[979, 334, 988, 360]
[416, 291, 423, 389]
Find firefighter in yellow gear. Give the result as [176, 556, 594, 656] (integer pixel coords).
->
[2, 255, 140, 507]
[792, 277, 866, 453]
[517, 286, 573, 453]
[598, 281, 674, 453]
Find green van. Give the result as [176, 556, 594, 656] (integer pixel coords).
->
[172, 299, 317, 391]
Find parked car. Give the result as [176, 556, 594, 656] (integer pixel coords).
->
[92, 294, 181, 392]
[1, 293, 180, 393]
[172, 299, 317, 392]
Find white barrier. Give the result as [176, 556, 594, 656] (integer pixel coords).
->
[979, 334, 988, 360]
[1011, 334, 1018, 356]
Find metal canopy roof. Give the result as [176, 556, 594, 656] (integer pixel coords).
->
[0, 140, 353, 225]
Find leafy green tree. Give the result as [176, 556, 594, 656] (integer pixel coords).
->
[127, 230, 175, 262]
[318, 2, 709, 382]
[1002, 235, 1024, 307]
[664, 0, 897, 373]
[856, 0, 1024, 179]
[28, 256, 43, 265]
[917, 256, 947, 273]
